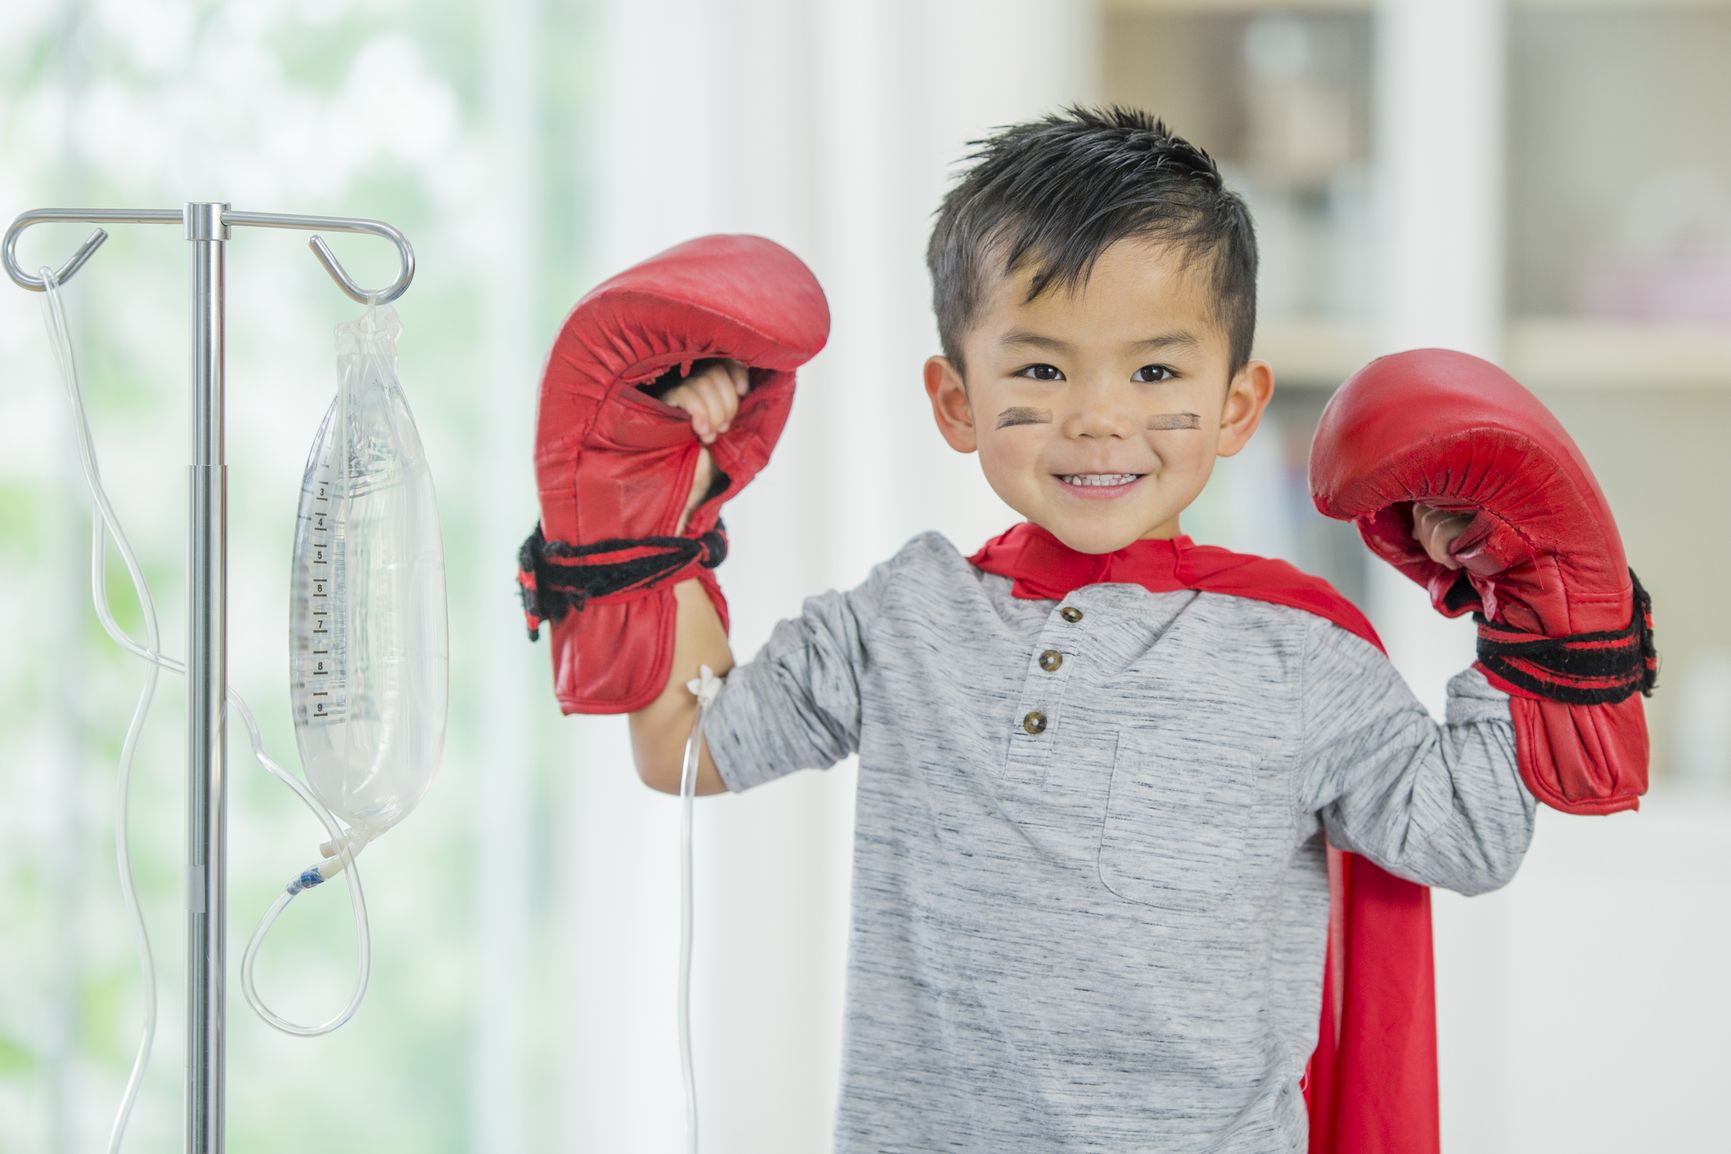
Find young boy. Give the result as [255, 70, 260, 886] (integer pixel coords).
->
[627, 106, 1535, 1152]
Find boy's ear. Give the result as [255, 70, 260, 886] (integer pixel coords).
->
[924, 355, 977, 454]
[1215, 358, 1274, 459]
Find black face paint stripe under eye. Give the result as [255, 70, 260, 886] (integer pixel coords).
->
[1147, 413, 1202, 431]
[997, 407, 1053, 428]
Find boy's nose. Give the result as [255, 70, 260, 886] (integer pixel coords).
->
[1061, 391, 1135, 440]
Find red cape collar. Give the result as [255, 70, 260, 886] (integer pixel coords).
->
[967, 521, 1381, 650]
[967, 521, 1198, 596]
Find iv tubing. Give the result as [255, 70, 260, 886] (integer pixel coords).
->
[679, 664, 722, 1154]
[679, 694, 703, 1154]
[39, 271, 375, 1152]
[41, 271, 162, 1154]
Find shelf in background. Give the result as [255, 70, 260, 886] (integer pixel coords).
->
[1252, 317, 1731, 391]
[1255, 318, 1376, 388]
[1506, 317, 1731, 391]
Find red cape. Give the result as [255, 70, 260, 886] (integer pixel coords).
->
[969, 523, 1438, 1154]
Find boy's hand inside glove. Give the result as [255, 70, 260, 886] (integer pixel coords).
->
[1411, 502, 1473, 570]
[656, 357, 750, 534]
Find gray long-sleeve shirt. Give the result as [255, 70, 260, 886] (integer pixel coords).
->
[703, 530, 1536, 1153]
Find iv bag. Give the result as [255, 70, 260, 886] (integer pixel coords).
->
[289, 304, 447, 838]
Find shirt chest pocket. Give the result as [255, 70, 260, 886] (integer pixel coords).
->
[1096, 728, 1263, 915]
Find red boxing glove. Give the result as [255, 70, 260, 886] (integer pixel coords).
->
[1309, 348, 1657, 814]
[518, 234, 829, 714]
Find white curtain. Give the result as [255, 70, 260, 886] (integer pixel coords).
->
[557, 2, 1100, 1150]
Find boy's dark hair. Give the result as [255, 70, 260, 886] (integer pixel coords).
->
[926, 105, 1258, 380]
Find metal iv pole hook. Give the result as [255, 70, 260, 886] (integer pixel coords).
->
[3, 206, 416, 305]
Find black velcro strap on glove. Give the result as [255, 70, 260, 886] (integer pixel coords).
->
[516, 520, 728, 641]
[1473, 567, 1658, 706]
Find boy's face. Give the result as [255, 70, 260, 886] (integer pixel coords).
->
[924, 236, 1274, 554]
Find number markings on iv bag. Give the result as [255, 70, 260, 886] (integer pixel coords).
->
[294, 448, 347, 726]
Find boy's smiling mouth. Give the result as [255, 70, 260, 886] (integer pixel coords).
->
[1055, 472, 1146, 497]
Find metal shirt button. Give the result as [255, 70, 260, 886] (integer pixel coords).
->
[1060, 606, 1083, 623]
[1022, 710, 1047, 735]
[1039, 649, 1063, 672]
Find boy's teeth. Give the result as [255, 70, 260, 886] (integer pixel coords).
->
[1061, 473, 1139, 487]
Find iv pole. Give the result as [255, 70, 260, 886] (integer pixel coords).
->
[2, 203, 416, 1154]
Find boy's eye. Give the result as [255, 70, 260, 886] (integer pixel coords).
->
[1133, 364, 1176, 383]
[1016, 363, 1065, 382]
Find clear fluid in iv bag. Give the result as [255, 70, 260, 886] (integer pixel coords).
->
[288, 307, 448, 837]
